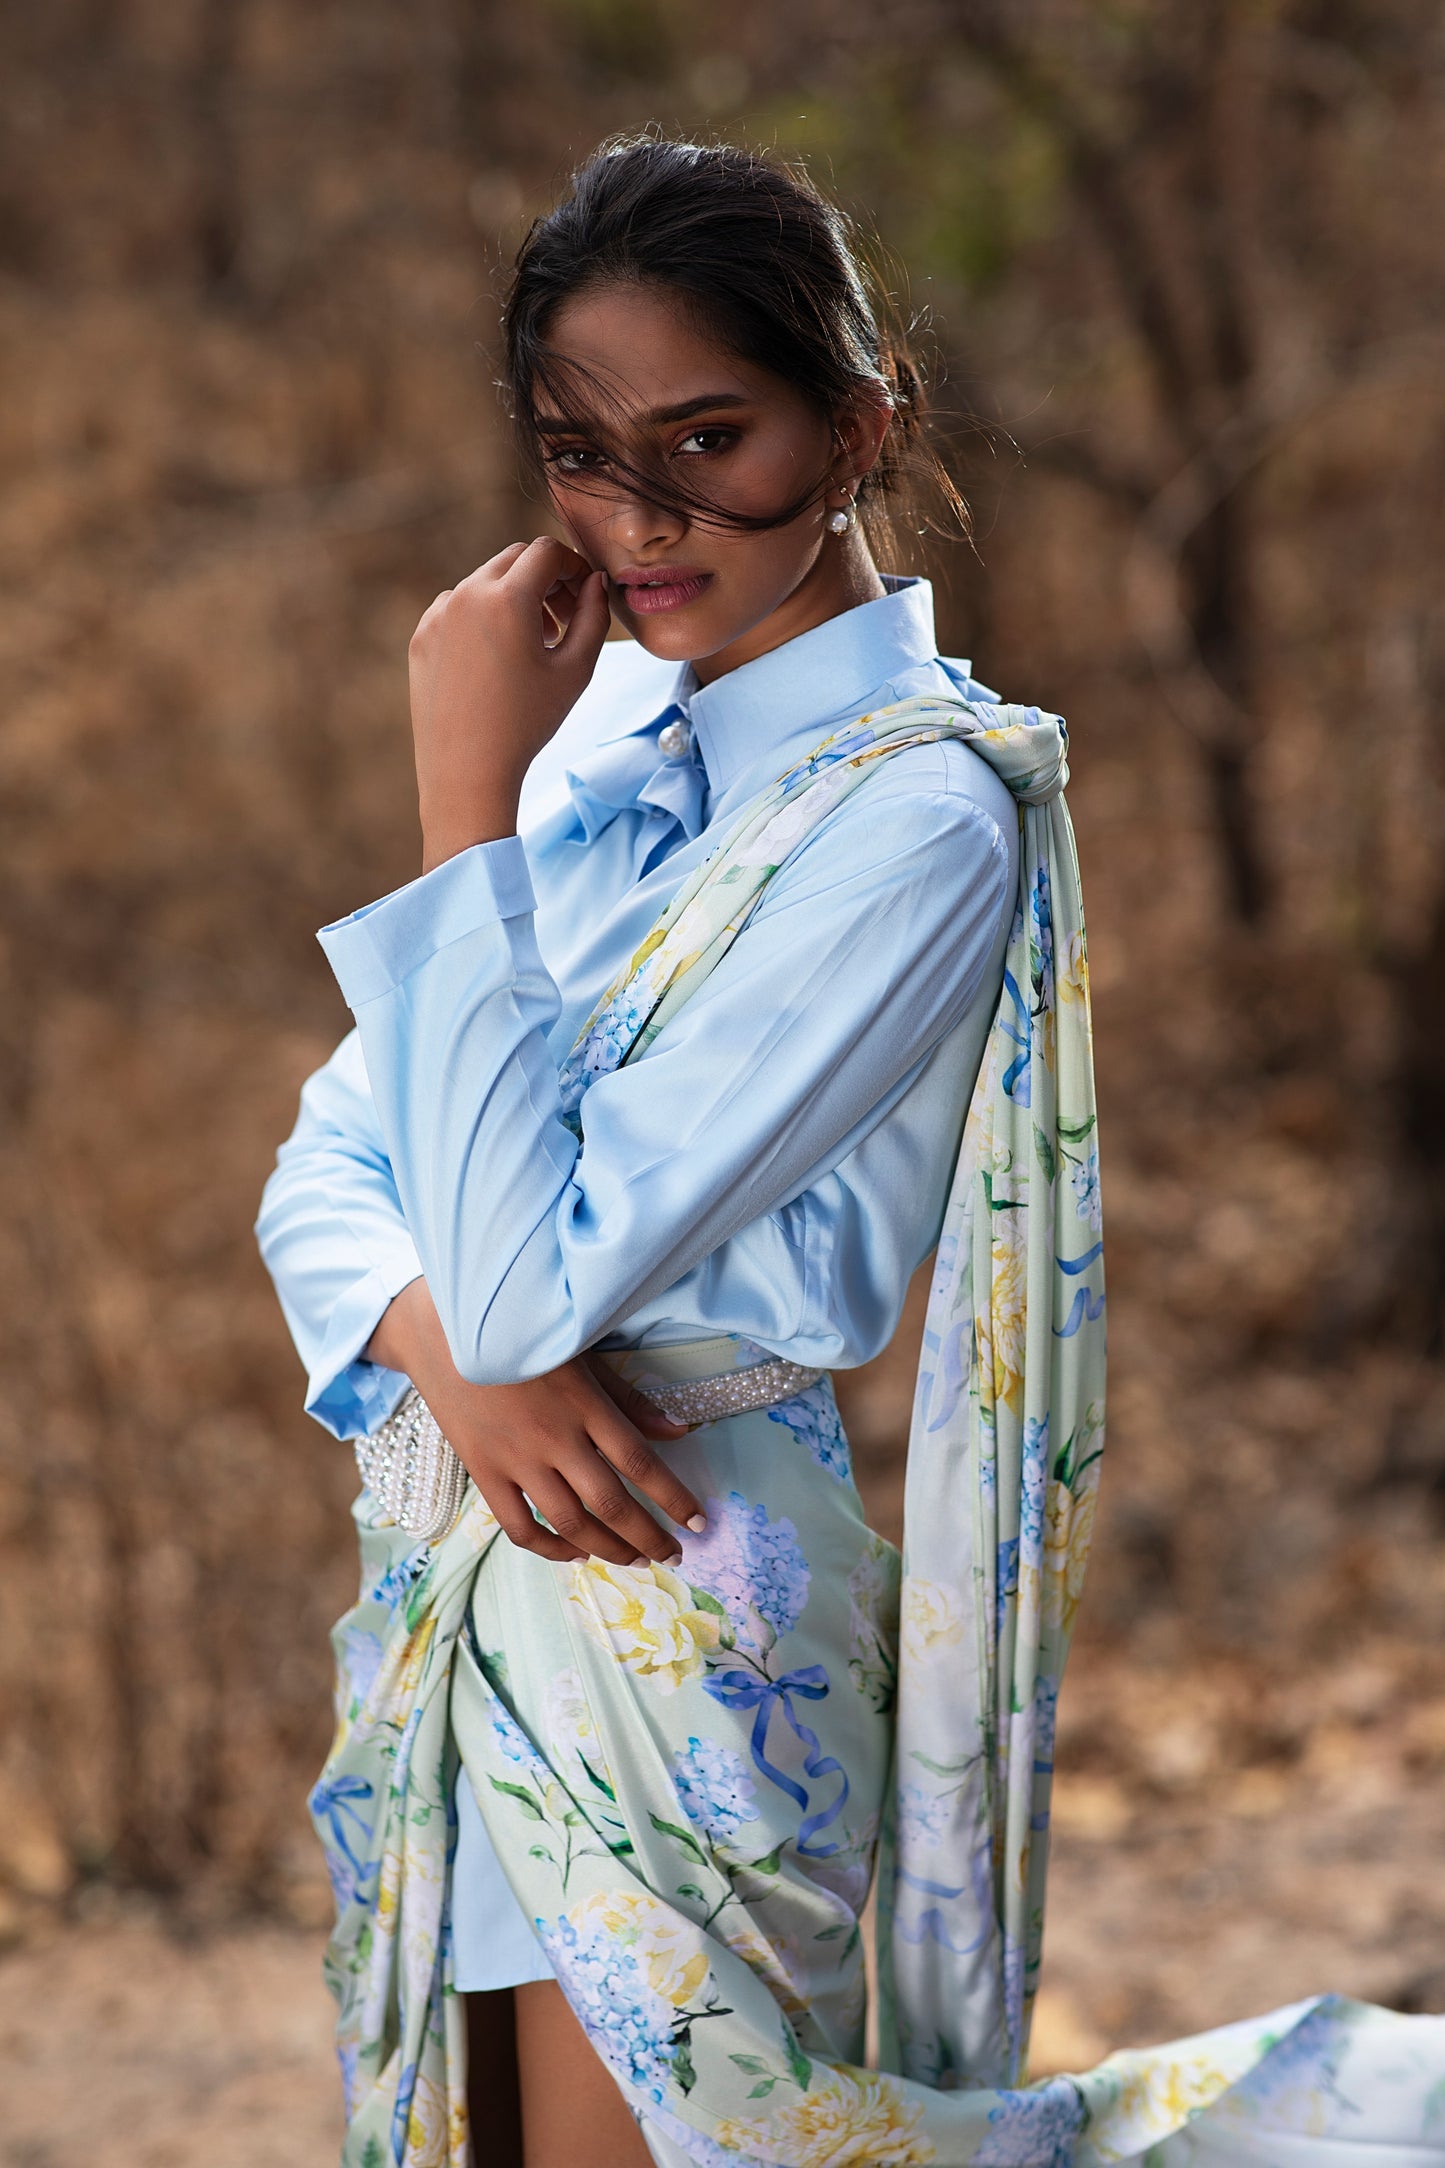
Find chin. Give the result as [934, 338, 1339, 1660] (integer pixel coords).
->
[617, 608, 736, 664]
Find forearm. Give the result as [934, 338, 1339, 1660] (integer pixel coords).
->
[363, 1273, 443, 1379]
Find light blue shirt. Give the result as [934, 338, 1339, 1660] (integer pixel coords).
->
[255, 575, 1019, 1443]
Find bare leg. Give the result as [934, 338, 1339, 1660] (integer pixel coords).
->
[466, 1990, 523, 2168]
[515, 1979, 653, 2168]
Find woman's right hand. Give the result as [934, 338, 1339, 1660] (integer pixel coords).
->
[363, 1278, 705, 1566]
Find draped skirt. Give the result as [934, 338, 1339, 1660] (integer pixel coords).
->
[314, 1338, 1445, 2167]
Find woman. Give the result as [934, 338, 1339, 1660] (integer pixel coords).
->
[257, 137, 1441, 2168]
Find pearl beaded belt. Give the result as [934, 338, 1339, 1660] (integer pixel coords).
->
[610, 1354, 824, 1429]
[356, 1355, 825, 1543]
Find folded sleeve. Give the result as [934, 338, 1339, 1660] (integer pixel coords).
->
[317, 750, 1016, 1387]
[254, 1026, 425, 1439]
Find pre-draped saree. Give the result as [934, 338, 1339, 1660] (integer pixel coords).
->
[309, 697, 1445, 2165]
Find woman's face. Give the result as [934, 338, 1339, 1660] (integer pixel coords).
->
[534, 282, 889, 684]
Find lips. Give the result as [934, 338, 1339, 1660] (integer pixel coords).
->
[612, 568, 714, 614]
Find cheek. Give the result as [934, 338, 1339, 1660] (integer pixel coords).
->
[718, 423, 828, 525]
[546, 485, 606, 554]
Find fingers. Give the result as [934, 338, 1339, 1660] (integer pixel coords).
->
[484, 540, 534, 578]
[556, 567, 609, 654]
[586, 1354, 689, 1441]
[590, 1419, 708, 1537]
[534, 1463, 684, 1569]
[500, 534, 594, 592]
[484, 1463, 685, 1570]
[487, 1481, 586, 1566]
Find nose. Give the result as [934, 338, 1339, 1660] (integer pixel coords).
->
[602, 485, 688, 556]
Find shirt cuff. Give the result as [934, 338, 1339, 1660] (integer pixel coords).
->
[317, 835, 537, 1008]
[303, 1256, 423, 1441]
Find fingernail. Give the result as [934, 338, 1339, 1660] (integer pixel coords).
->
[685, 1514, 707, 1534]
[664, 1549, 684, 1567]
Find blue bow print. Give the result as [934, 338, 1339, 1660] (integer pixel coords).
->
[704, 1663, 850, 1858]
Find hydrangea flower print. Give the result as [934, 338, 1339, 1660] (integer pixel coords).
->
[767, 1382, 851, 1481]
[537, 1911, 680, 2104]
[488, 1698, 538, 1769]
[681, 1490, 811, 1650]
[1070, 1140, 1102, 1231]
[557, 988, 651, 1118]
[580, 994, 648, 1084]
[972, 2077, 1084, 2167]
[1020, 1416, 1049, 1570]
[995, 1535, 1020, 1644]
[897, 1782, 949, 1847]
[1030, 861, 1055, 1010]
[359, 1545, 428, 1615]
[337, 1621, 384, 1709]
[672, 1734, 760, 1848]
[1033, 1673, 1059, 1772]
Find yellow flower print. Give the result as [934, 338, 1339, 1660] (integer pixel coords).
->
[1042, 1472, 1099, 1636]
[402, 2070, 460, 2168]
[568, 1559, 722, 1692]
[375, 1841, 403, 1930]
[378, 1616, 435, 1723]
[1088, 2045, 1249, 2159]
[568, 1888, 710, 2008]
[1058, 927, 1090, 1014]
[720, 1915, 811, 2018]
[900, 1579, 965, 1669]
[716, 2065, 934, 2167]
[978, 1209, 1027, 1416]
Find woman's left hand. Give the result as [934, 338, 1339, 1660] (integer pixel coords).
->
[408, 536, 610, 871]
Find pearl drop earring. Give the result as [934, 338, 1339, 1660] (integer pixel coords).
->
[827, 486, 856, 536]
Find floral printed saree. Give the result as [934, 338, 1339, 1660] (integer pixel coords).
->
[309, 697, 1445, 2165]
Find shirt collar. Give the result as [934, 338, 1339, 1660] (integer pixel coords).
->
[598, 575, 959, 808]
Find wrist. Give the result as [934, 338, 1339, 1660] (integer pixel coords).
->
[364, 1276, 441, 1376]
[419, 782, 526, 873]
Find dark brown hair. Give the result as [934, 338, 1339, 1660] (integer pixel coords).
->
[499, 133, 968, 557]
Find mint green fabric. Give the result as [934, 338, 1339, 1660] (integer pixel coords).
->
[309, 697, 1445, 2165]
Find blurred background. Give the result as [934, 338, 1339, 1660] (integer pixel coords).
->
[1, 1, 1443, 2159]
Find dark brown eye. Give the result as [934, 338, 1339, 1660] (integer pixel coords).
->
[677, 427, 738, 455]
[546, 444, 607, 474]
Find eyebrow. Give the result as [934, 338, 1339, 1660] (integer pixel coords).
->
[533, 392, 750, 435]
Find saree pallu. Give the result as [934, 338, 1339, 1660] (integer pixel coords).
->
[311, 698, 1445, 2164]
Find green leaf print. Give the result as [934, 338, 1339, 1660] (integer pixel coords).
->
[576, 1751, 615, 1800]
[783, 2021, 812, 2092]
[650, 1812, 708, 1864]
[488, 1777, 544, 1821]
[1033, 1125, 1057, 1183]
[910, 1749, 976, 1778]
